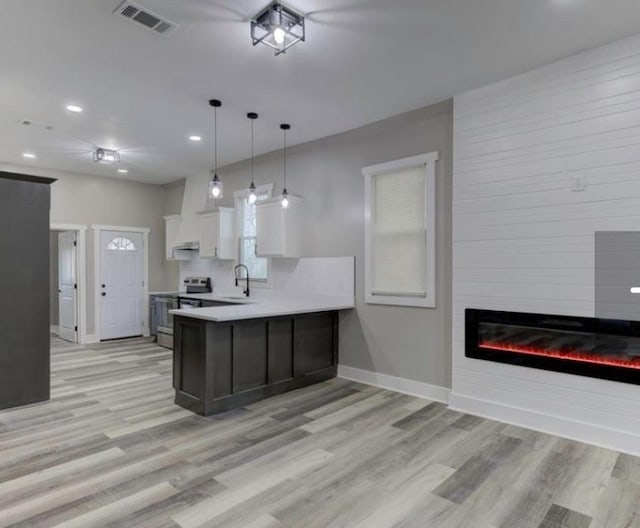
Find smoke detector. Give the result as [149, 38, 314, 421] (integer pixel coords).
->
[113, 1, 178, 35]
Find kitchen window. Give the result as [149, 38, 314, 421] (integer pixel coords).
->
[363, 152, 438, 308]
[234, 184, 272, 282]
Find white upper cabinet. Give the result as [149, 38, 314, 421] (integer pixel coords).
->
[163, 215, 183, 261]
[198, 207, 236, 259]
[256, 196, 304, 258]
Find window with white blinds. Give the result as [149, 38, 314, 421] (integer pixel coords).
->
[363, 152, 438, 308]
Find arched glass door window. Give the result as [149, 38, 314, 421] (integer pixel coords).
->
[107, 236, 136, 251]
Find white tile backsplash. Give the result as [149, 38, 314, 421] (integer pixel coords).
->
[179, 256, 355, 301]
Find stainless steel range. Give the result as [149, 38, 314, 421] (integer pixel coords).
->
[150, 276, 212, 349]
[183, 276, 212, 294]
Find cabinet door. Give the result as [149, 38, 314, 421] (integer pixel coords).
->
[199, 214, 220, 258]
[256, 202, 284, 256]
[165, 217, 181, 260]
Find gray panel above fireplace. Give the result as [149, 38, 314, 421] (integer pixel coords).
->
[595, 231, 640, 322]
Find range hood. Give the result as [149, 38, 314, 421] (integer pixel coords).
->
[174, 174, 209, 249]
[173, 241, 199, 251]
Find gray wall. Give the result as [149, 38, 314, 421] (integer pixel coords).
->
[49, 232, 58, 327]
[46, 170, 170, 290]
[0, 162, 182, 336]
[206, 101, 453, 388]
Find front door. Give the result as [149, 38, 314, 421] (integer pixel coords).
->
[100, 230, 144, 340]
[57, 231, 78, 342]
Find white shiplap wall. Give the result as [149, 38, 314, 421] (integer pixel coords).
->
[451, 34, 640, 455]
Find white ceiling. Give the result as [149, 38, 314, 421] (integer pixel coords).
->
[2, 0, 640, 184]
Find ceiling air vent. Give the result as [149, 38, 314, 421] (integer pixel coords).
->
[113, 1, 177, 35]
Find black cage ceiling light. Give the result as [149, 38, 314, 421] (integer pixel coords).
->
[251, 1, 305, 56]
[93, 148, 120, 164]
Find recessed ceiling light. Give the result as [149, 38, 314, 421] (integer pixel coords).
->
[66, 104, 83, 113]
[189, 135, 202, 142]
[22, 152, 36, 159]
[118, 169, 128, 174]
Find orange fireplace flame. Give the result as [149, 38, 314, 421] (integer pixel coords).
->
[479, 341, 640, 370]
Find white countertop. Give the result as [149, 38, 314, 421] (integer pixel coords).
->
[169, 295, 354, 322]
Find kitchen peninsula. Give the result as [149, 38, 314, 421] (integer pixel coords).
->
[169, 295, 354, 415]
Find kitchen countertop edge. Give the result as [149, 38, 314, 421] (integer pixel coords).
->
[169, 297, 355, 322]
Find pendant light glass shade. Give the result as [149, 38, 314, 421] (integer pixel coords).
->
[209, 172, 221, 198]
[208, 99, 223, 199]
[248, 182, 258, 204]
[247, 112, 258, 204]
[280, 123, 291, 209]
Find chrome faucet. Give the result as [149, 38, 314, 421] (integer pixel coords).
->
[234, 264, 250, 297]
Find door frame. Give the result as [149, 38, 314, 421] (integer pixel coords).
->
[91, 225, 150, 341]
[50, 223, 87, 344]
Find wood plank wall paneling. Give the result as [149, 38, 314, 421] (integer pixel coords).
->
[452, 34, 640, 453]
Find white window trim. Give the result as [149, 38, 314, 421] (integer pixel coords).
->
[50, 223, 88, 344]
[363, 151, 438, 308]
[234, 183, 273, 288]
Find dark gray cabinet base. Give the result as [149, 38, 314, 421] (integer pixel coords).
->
[173, 311, 339, 416]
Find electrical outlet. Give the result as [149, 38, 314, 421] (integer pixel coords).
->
[571, 174, 585, 192]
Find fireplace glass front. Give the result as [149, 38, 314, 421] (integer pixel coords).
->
[466, 309, 640, 385]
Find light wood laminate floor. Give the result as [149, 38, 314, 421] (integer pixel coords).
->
[0, 337, 638, 527]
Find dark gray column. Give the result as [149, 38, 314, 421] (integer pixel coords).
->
[0, 171, 56, 410]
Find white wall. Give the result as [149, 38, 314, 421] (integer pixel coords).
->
[452, 34, 640, 455]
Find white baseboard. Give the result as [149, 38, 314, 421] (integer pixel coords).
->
[338, 365, 450, 403]
[50, 325, 59, 335]
[84, 333, 100, 344]
[449, 392, 640, 457]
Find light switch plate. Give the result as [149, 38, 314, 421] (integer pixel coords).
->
[571, 174, 585, 192]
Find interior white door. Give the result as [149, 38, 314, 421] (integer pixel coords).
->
[57, 231, 78, 342]
[100, 230, 144, 340]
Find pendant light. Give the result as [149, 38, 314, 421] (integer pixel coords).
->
[247, 112, 258, 205]
[208, 99, 222, 199]
[280, 123, 291, 208]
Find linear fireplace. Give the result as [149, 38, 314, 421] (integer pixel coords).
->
[466, 309, 640, 386]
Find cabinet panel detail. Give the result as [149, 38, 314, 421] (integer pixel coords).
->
[209, 323, 232, 399]
[177, 320, 204, 399]
[268, 318, 294, 383]
[232, 320, 268, 393]
[294, 312, 336, 375]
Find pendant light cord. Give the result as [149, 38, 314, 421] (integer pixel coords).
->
[283, 127, 287, 190]
[250, 117, 255, 184]
[213, 105, 218, 174]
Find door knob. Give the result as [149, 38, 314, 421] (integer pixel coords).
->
[101, 284, 106, 288]
[101, 292, 106, 297]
